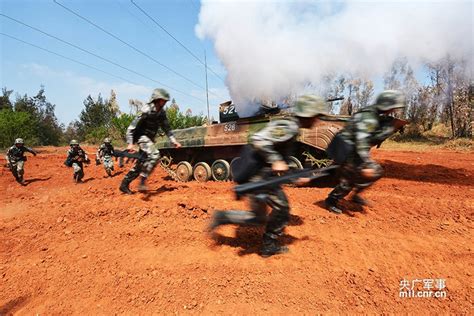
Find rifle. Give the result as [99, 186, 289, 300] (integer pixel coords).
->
[234, 165, 338, 199]
[113, 150, 146, 162]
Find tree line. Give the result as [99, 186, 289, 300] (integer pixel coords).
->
[0, 87, 207, 148]
[323, 55, 473, 138]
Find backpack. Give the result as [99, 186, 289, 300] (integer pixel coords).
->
[231, 145, 265, 184]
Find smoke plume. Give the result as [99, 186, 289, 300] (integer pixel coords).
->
[196, 0, 473, 111]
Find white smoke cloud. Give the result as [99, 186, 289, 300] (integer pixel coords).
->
[196, 0, 473, 111]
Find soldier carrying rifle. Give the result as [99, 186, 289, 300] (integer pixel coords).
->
[209, 95, 329, 257]
[65, 139, 90, 183]
[324, 90, 407, 214]
[119, 88, 182, 194]
[5, 138, 37, 185]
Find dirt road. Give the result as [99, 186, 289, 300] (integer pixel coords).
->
[1, 147, 473, 314]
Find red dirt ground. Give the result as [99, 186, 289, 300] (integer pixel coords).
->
[0, 147, 473, 314]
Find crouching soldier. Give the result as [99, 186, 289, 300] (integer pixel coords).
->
[65, 139, 90, 183]
[209, 95, 328, 257]
[324, 90, 406, 214]
[5, 138, 37, 185]
[96, 138, 115, 177]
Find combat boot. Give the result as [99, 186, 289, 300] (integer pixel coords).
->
[119, 179, 134, 195]
[137, 176, 147, 192]
[260, 234, 288, 258]
[325, 197, 343, 214]
[208, 211, 231, 230]
[16, 176, 26, 186]
[208, 210, 262, 231]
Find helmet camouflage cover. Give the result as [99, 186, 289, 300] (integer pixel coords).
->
[374, 90, 406, 111]
[148, 88, 170, 103]
[294, 95, 328, 118]
[70, 139, 79, 146]
[15, 138, 24, 144]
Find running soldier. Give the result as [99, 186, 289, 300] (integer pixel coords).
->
[5, 138, 37, 185]
[324, 90, 406, 214]
[119, 88, 181, 194]
[96, 138, 116, 177]
[65, 139, 90, 183]
[209, 95, 328, 257]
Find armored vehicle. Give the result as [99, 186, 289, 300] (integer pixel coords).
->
[155, 100, 347, 182]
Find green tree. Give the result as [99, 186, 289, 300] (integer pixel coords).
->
[77, 94, 115, 142]
[110, 113, 134, 142]
[0, 110, 37, 148]
[12, 87, 62, 145]
[165, 103, 206, 130]
[0, 87, 13, 110]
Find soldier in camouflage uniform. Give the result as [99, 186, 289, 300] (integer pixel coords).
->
[325, 90, 406, 214]
[209, 95, 328, 257]
[5, 138, 37, 185]
[96, 137, 116, 177]
[119, 88, 182, 194]
[65, 139, 90, 183]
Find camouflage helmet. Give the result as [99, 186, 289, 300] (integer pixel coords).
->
[294, 95, 328, 118]
[148, 88, 170, 104]
[15, 138, 24, 145]
[104, 137, 111, 143]
[70, 139, 79, 146]
[374, 90, 406, 112]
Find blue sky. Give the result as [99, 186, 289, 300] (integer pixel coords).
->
[1, 0, 229, 124]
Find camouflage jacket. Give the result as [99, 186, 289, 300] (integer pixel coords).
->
[6, 145, 36, 162]
[250, 118, 299, 165]
[126, 104, 176, 145]
[96, 143, 115, 158]
[66, 147, 89, 163]
[338, 106, 396, 161]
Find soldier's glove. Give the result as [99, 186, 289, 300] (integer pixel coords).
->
[272, 160, 289, 173]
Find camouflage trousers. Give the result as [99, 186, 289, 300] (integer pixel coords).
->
[102, 155, 114, 171]
[249, 186, 290, 239]
[123, 136, 160, 183]
[215, 185, 290, 240]
[72, 162, 84, 180]
[328, 159, 383, 201]
[8, 160, 24, 180]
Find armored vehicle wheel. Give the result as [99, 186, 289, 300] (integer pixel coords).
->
[287, 156, 303, 170]
[193, 162, 211, 182]
[229, 157, 241, 180]
[211, 159, 231, 181]
[176, 161, 193, 182]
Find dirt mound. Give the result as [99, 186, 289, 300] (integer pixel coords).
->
[1, 147, 472, 314]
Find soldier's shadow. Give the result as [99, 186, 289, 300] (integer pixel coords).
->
[141, 184, 179, 201]
[313, 200, 365, 217]
[0, 295, 30, 315]
[82, 177, 94, 183]
[24, 176, 51, 185]
[210, 214, 304, 257]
